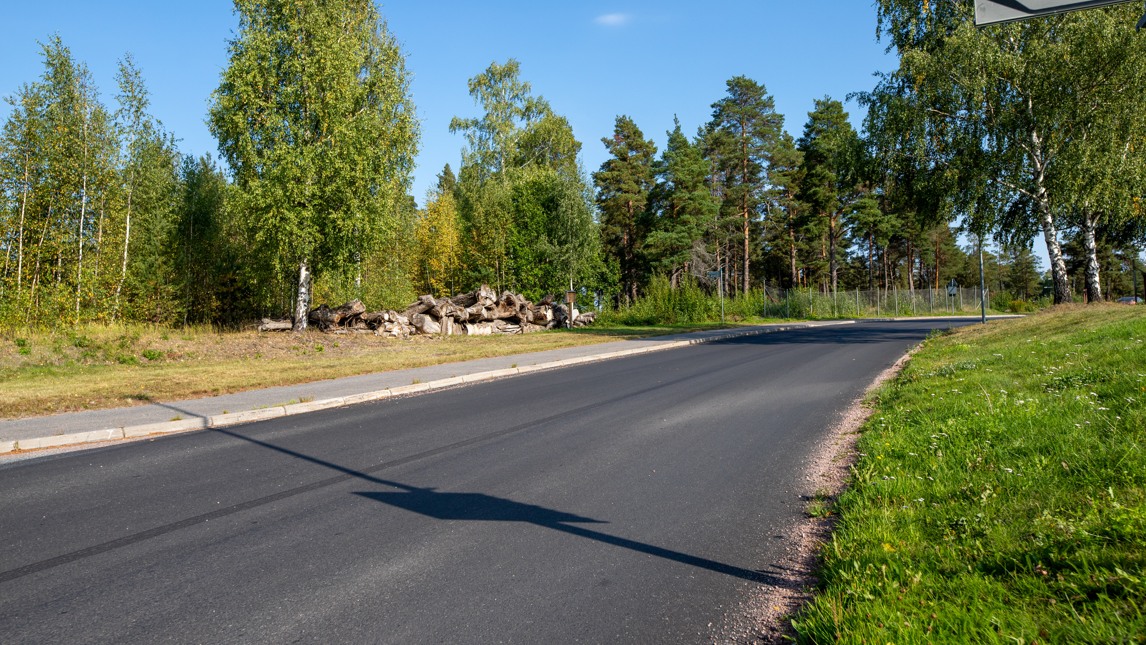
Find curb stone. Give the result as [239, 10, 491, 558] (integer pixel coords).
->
[3, 321, 853, 454]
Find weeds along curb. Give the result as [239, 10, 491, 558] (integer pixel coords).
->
[2, 321, 854, 454]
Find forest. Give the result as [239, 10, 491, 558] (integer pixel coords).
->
[1, 0, 1144, 332]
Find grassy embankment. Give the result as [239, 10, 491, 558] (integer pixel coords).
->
[792, 305, 1146, 642]
[0, 320, 741, 419]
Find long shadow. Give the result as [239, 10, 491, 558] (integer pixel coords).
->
[119, 394, 208, 423]
[355, 484, 775, 584]
[210, 428, 782, 584]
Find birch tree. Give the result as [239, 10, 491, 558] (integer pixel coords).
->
[872, 0, 1146, 304]
[209, 0, 418, 330]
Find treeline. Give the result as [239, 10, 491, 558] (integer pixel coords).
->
[3, 1, 1145, 331]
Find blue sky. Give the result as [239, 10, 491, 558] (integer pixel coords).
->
[2, 1, 897, 204]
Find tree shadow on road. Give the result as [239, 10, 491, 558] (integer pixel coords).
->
[354, 482, 777, 584]
[207, 427, 784, 585]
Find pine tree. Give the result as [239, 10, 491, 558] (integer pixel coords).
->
[646, 118, 717, 286]
[594, 115, 657, 303]
[707, 76, 783, 294]
[797, 98, 858, 293]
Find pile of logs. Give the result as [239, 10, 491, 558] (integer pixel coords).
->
[258, 285, 597, 336]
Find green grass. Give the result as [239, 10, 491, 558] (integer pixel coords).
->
[792, 305, 1146, 643]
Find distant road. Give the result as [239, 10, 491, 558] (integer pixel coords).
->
[0, 320, 973, 643]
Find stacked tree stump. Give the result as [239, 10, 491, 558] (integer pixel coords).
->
[258, 285, 596, 336]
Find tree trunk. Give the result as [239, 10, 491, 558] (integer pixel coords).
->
[788, 223, 798, 287]
[934, 237, 940, 291]
[743, 208, 750, 295]
[828, 214, 838, 293]
[1081, 211, 1102, 304]
[114, 167, 136, 318]
[293, 260, 311, 332]
[1027, 124, 1071, 304]
[75, 161, 88, 321]
[16, 154, 29, 294]
[906, 241, 915, 295]
[868, 233, 875, 291]
[1037, 200, 1072, 304]
[75, 97, 92, 321]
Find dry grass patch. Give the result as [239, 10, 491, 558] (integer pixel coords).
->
[0, 322, 715, 418]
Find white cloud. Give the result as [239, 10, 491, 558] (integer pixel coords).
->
[595, 13, 632, 27]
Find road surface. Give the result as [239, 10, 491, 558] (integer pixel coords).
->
[0, 320, 970, 643]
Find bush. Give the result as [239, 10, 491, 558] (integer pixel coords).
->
[598, 276, 717, 325]
[595, 276, 782, 326]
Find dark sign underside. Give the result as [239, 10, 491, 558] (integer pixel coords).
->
[975, 0, 1132, 25]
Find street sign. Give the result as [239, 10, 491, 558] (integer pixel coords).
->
[975, 0, 1133, 26]
[947, 279, 959, 297]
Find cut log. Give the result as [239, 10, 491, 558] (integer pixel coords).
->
[440, 316, 457, 336]
[462, 322, 494, 336]
[410, 313, 440, 335]
[361, 311, 387, 328]
[402, 295, 437, 319]
[258, 318, 293, 332]
[308, 299, 366, 330]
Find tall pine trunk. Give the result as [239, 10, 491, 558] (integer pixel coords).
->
[828, 214, 838, 293]
[788, 224, 798, 287]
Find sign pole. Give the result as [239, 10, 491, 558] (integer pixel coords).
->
[979, 233, 988, 324]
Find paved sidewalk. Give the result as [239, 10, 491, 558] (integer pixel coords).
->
[1, 321, 855, 454]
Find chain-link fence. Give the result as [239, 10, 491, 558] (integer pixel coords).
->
[759, 286, 989, 319]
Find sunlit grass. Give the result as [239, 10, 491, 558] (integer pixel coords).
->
[792, 305, 1146, 642]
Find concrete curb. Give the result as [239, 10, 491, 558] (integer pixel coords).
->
[3, 321, 853, 454]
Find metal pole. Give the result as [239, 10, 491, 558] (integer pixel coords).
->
[1134, 255, 1140, 302]
[979, 234, 987, 324]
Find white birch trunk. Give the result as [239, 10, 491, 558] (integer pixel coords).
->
[293, 259, 311, 332]
[75, 114, 90, 321]
[75, 170, 87, 319]
[1082, 211, 1102, 303]
[1026, 124, 1071, 304]
[17, 154, 30, 294]
[114, 167, 135, 318]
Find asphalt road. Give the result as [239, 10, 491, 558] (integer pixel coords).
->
[0, 320, 971, 643]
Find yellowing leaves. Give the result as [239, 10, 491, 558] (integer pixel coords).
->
[413, 190, 462, 297]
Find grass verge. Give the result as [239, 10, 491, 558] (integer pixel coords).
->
[791, 305, 1146, 642]
[0, 321, 736, 418]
